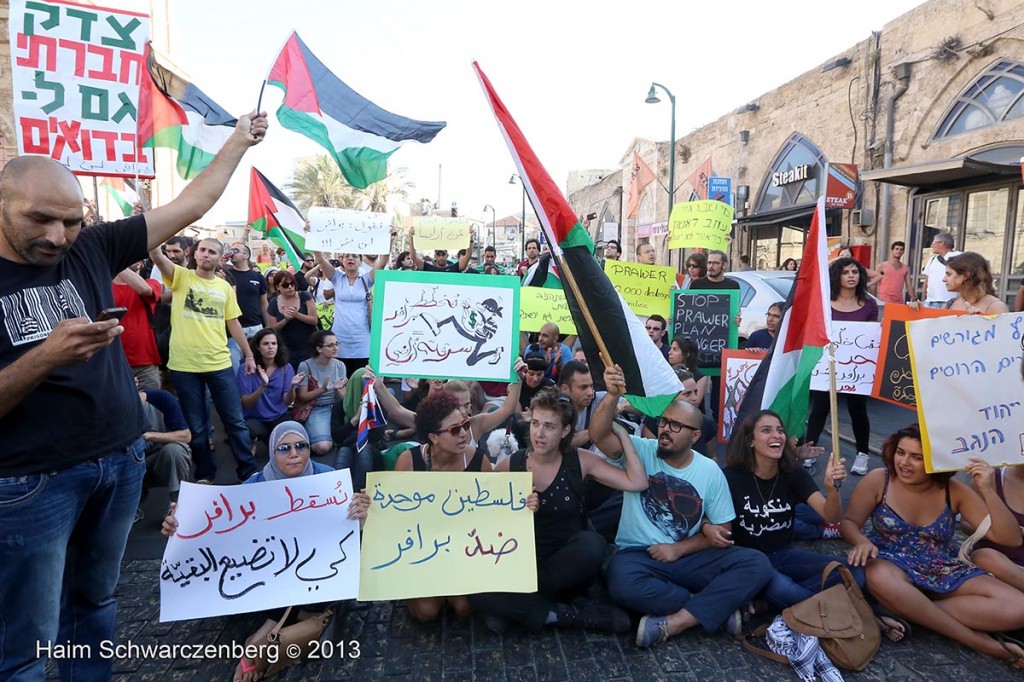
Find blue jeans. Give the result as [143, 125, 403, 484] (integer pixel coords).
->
[170, 368, 257, 482]
[793, 503, 826, 540]
[607, 546, 772, 632]
[334, 446, 373, 491]
[760, 546, 867, 611]
[0, 439, 145, 681]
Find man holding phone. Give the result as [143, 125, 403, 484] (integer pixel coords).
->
[0, 111, 268, 679]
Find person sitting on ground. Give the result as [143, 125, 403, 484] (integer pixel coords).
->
[841, 424, 1024, 669]
[295, 331, 347, 457]
[590, 364, 772, 648]
[668, 337, 709, 408]
[237, 329, 305, 449]
[964, 461, 1024, 595]
[161, 421, 370, 682]
[138, 386, 192, 513]
[470, 389, 648, 634]
[638, 368, 715, 456]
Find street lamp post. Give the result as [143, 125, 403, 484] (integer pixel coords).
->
[483, 204, 496, 254]
[509, 174, 526, 260]
[645, 83, 676, 222]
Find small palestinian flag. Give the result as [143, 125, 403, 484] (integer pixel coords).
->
[249, 168, 307, 269]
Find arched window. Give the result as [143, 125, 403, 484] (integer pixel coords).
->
[933, 60, 1024, 139]
[753, 134, 828, 214]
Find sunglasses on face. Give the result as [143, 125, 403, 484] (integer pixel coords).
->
[686, 263, 700, 269]
[657, 417, 699, 433]
[435, 419, 470, 437]
[274, 441, 311, 455]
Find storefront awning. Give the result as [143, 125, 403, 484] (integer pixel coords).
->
[860, 156, 1020, 187]
[736, 204, 833, 228]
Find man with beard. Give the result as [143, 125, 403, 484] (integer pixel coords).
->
[589, 364, 771, 648]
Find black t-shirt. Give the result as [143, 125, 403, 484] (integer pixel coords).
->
[519, 378, 555, 409]
[0, 216, 148, 475]
[227, 266, 267, 327]
[690, 276, 740, 291]
[724, 465, 819, 553]
[268, 292, 317, 361]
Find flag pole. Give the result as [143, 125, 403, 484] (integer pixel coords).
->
[552, 251, 614, 368]
[827, 342, 842, 490]
[256, 80, 268, 114]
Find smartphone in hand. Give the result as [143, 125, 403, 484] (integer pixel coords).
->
[95, 307, 128, 322]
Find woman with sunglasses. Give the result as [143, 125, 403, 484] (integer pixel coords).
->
[296, 331, 348, 457]
[161, 421, 370, 682]
[469, 389, 647, 634]
[237, 329, 306, 449]
[682, 253, 707, 289]
[268, 270, 318, 369]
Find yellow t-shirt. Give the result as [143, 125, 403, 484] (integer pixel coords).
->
[165, 266, 241, 372]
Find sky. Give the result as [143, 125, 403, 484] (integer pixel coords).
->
[155, 0, 926, 229]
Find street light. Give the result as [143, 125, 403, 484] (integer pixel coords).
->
[645, 82, 676, 222]
[509, 174, 527, 260]
[483, 204, 496, 254]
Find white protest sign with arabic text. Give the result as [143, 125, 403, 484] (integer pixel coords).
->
[810, 321, 881, 394]
[305, 206, 392, 254]
[159, 470, 360, 622]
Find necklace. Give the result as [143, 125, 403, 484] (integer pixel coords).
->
[754, 470, 780, 507]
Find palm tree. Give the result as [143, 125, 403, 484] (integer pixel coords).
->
[360, 166, 415, 213]
[285, 156, 359, 213]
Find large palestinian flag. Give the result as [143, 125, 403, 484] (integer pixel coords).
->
[474, 63, 681, 416]
[138, 43, 236, 180]
[248, 168, 307, 269]
[267, 32, 446, 189]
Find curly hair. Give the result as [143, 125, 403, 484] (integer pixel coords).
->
[249, 328, 289, 369]
[725, 410, 798, 472]
[829, 257, 868, 302]
[880, 424, 954, 484]
[529, 388, 577, 455]
[414, 390, 464, 443]
[945, 252, 996, 297]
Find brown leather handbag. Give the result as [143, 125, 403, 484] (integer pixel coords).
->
[259, 606, 333, 678]
[781, 561, 880, 671]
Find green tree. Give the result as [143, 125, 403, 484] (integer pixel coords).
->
[286, 155, 359, 213]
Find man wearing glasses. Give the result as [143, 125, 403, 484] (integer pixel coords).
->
[921, 232, 960, 308]
[645, 315, 670, 359]
[690, 250, 739, 292]
[588, 364, 771, 648]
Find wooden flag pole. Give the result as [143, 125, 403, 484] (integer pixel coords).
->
[827, 342, 842, 490]
[553, 251, 614, 368]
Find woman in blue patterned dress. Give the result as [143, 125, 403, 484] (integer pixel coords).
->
[841, 424, 1024, 668]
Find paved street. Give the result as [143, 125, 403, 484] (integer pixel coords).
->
[83, 398, 1021, 681]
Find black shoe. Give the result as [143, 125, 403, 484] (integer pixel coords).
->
[483, 615, 511, 634]
[554, 602, 630, 633]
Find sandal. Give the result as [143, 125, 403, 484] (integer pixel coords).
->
[995, 633, 1024, 670]
[234, 656, 261, 682]
[871, 605, 911, 643]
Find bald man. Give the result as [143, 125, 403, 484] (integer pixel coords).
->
[0, 112, 268, 679]
[529, 321, 573, 383]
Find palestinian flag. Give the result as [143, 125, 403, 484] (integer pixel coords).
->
[138, 44, 236, 180]
[738, 197, 832, 436]
[267, 32, 446, 190]
[99, 177, 136, 217]
[248, 168, 307, 269]
[474, 62, 681, 416]
[521, 253, 562, 290]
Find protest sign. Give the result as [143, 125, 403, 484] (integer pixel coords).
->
[412, 216, 472, 253]
[603, 260, 677, 317]
[719, 350, 765, 442]
[359, 472, 537, 601]
[667, 200, 732, 250]
[520, 287, 577, 335]
[9, 0, 153, 176]
[305, 206, 391, 254]
[671, 289, 739, 376]
[371, 270, 520, 382]
[907, 312, 1024, 472]
[810, 321, 881, 395]
[872, 304, 960, 409]
[159, 470, 360, 622]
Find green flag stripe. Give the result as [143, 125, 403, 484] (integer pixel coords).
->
[767, 346, 824, 437]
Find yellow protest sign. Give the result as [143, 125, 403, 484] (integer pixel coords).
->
[603, 260, 677, 317]
[667, 200, 733, 250]
[520, 287, 577, 335]
[412, 216, 473, 253]
[358, 472, 537, 601]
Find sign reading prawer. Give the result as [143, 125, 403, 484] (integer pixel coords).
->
[359, 472, 537, 601]
[305, 206, 391, 254]
[667, 200, 733, 250]
[159, 471, 360, 622]
[9, 0, 153, 176]
[908, 313, 1024, 473]
[371, 270, 520, 382]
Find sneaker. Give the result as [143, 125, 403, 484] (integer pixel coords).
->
[803, 457, 816, 470]
[725, 609, 744, 638]
[555, 602, 630, 634]
[636, 614, 670, 648]
[822, 523, 841, 540]
[851, 452, 870, 475]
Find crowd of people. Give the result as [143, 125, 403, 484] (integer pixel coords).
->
[3, 111, 1023, 682]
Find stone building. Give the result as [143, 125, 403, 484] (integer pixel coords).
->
[568, 0, 1024, 304]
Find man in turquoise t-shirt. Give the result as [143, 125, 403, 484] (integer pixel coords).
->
[590, 364, 771, 648]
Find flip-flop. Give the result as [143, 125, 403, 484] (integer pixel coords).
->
[995, 634, 1024, 670]
[234, 657, 259, 682]
[871, 605, 911, 643]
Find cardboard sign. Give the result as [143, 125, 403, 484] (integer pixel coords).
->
[671, 289, 739, 376]
[305, 206, 391, 254]
[872, 304, 960, 409]
[907, 312, 1024, 472]
[667, 200, 732, 250]
[9, 0, 153, 176]
[603, 261, 678, 318]
[160, 471, 360, 622]
[810, 321, 881, 395]
[520, 287, 577, 335]
[412, 216, 472, 253]
[719, 350, 765, 442]
[359, 472, 537, 601]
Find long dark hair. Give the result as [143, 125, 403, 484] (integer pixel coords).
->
[725, 410, 797, 472]
[880, 424, 954, 484]
[250, 328, 288, 369]
[829, 257, 868, 302]
[529, 388, 577, 455]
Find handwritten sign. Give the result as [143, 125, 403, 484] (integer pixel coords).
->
[872, 304, 960, 409]
[719, 350, 765, 442]
[159, 470, 360, 622]
[412, 216, 472, 253]
[671, 289, 739, 376]
[809, 321, 881, 394]
[603, 261, 677, 317]
[667, 200, 733, 250]
[305, 206, 391, 253]
[359, 472, 537, 601]
[9, 0, 153, 176]
[907, 312, 1024, 472]
[370, 270, 520, 382]
[520, 287, 577, 335]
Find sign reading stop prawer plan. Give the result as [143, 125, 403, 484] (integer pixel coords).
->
[305, 206, 392, 254]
